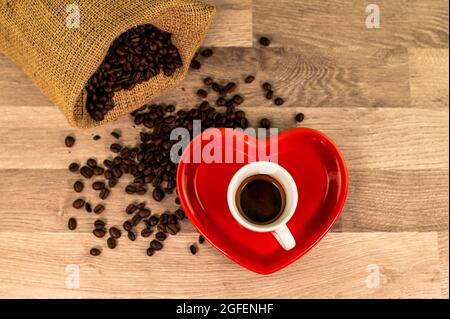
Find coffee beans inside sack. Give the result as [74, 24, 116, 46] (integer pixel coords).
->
[0, 0, 215, 127]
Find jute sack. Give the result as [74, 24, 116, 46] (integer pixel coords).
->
[0, 0, 215, 128]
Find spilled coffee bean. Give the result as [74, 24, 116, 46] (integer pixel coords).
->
[90, 248, 101, 256]
[72, 198, 85, 209]
[73, 181, 84, 193]
[65, 136, 75, 148]
[68, 217, 77, 230]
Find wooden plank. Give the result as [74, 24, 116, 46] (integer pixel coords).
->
[438, 232, 449, 298]
[0, 168, 446, 233]
[202, 0, 253, 47]
[2, 46, 412, 109]
[342, 169, 449, 232]
[0, 55, 52, 107]
[253, 0, 449, 49]
[409, 48, 449, 108]
[0, 232, 442, 298]
[0, 106, 447, 170]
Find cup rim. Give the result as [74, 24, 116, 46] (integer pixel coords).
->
[227, 161, 298, 232]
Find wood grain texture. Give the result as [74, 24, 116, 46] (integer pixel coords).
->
[409, 48, 449, 108]
[253, 0, 449, 49]
[0, 106, 448, 170]
[154, 47, 412, 109]
[1, 168, 446, 233]
[0, 232, 442, 298]
[438, 232, 449, 298]
[203, 0, 253, 47]
[0, 0, 448, 298]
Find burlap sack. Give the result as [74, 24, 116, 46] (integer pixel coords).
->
[0, 0, 215, 128]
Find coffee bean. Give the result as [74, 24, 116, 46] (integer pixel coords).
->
[203, 77, 213, 86]
[157, 224, 167, 233]
[150, 240, 163, 250]
[265, 90, 274, 100]
[130, 214, 142, 227]
[80, 166, 94, 179]
[123, 220, 132, 232]
[146, 247, 155, 256]
[108, 177, 118, 188]
[196, 89, 208, 98]
[94, 219, 105, 228]
[92, 181, 105, 190]
[68, 217, 77, 230]
[201, 48, 213, 58]
[93, 166, 105, 176]
[260, 118, 271, 129]
[90, 248, 101, 256]
[87, 158, 97, 168]
[72, 198, 85, 209]
[85, 202, 92, 213]
[110, 143, 122, 153]
[107, 237, 117, 249]
[68, 162, 80, 172]
[168, 214, 178, 224]
[107, 227, 120, 239]
[223, 82, 236, 94]
[175, 209, 185, 220]
[199, 235, 205, 244]
[93, 228, 106, 238]
[259, 36, 271, 46]
[73, 181, 84, 193]
[262, 82, 272, 91]
[65, 136, 75, 147]
[295, 113, 305, 122]
[190, 244, 198, 255]
[126, 203, 138, 215]
[125, 184, 137, 194]
[216, 97, 226, 107]
[232, 95, 244, 105]
[93, 135, 101, 140]
[94, 204, 105, 214]
[141, 227, 152, 238]
[166, 224, 179, 235]
[99, 188, 110, 200]
[155, 231, 167, 241]
[139, 208, 151, 218]
[137, 202, 146, 210]
[149, 215, 159, 226]
[127, 231, 136, 241]
[159, 213, 169, 225]
[190, 59, 201, 70]
[274, 97, 284, 106]
[111, 131, 121, 139]
[244, 75, 255, 83]
[152, 187, 165, 201]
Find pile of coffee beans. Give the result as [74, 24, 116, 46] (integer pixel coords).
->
[85, 24, 183, 121]
[67, 46, 306, 257]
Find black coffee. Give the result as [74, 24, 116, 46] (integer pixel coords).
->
[236, 174, 285, 225]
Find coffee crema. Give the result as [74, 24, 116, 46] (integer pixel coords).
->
[236, 174, 286, 225]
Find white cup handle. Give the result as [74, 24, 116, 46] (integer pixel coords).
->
[272, 224, 296, 250]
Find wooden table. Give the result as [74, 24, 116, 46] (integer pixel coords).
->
[0, 0, 448, 298]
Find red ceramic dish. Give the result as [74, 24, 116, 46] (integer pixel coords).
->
[176, 128, 348, 274]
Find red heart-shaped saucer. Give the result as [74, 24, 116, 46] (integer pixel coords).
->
[176, 128, 348, 274]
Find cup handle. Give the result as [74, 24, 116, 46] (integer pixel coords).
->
[272, 224, 296, 250]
